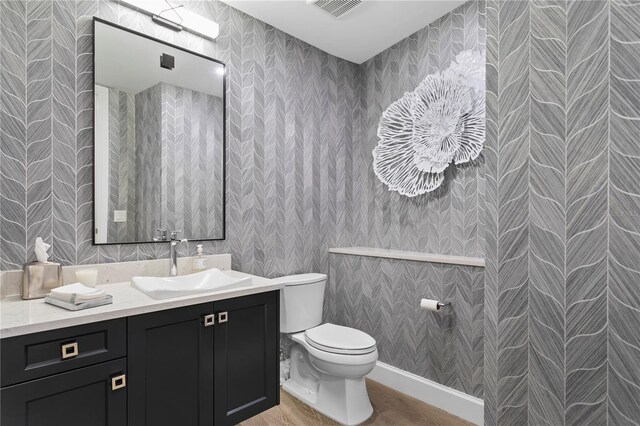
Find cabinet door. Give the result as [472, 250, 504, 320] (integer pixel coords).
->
[1, 319, 126, 387]
[127, 303, 215, 426]
[213, 291, 279, 425]
[0, 358, 127, 426]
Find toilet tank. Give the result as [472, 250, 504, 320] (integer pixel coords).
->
[271, 273, 327, 333]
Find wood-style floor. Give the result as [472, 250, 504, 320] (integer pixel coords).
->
[240, 379, 474, 426]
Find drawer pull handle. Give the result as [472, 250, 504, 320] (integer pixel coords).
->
[61, 342, 78, 359]
[218, 312, 228, 323]
[203, 314, 215, 327]
[111, 374, 126, 391]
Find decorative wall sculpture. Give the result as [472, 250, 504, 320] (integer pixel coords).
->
[373, 50, 485, 197]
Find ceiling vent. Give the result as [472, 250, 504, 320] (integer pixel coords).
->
[308, 0, 363, 18]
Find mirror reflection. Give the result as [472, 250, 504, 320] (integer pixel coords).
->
[93, 19, 225, 244]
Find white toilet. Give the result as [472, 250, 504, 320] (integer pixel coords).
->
[272, 273, 378, 425]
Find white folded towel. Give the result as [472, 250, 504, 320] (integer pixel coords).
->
[49, 283, 108, 304]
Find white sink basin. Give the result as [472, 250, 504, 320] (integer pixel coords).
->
[131, 269, 252, 299]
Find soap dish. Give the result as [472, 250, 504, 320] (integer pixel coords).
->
[44, 295, 113, 311]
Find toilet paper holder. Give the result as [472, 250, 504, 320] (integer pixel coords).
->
[420, 298, 451, 312]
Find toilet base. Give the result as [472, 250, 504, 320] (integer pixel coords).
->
[282, 344, 374, 425]
[283, 376, 373, 426]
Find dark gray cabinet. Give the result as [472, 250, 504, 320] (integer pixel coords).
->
[127, 290, 279, 426]
[0, 320, 127, 426]
[213, 290, 280, 425]
[0, 290, 279, 426]
[0, 358, 127, 426]
[127, 303, 215, 426]
[1, 319, 127, 387]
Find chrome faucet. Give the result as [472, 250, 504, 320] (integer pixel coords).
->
[169, 231, 187, 277]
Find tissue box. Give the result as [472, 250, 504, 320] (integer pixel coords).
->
[22, 262, 62, 300]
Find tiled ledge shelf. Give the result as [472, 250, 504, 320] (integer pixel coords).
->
[328, 247, 485, 268]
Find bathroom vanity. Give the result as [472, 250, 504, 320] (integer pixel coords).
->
[0, 273, 281, 426]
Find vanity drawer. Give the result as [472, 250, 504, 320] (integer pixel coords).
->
[1, 319, 126, 387]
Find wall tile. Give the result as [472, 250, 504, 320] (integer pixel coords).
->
[0, 0, 27, 270]
[565, 2, 609, 424]
[349, 2, 486, 258]
[0, 0, 488, 403]
[610, 0, 640, 423]
[484, 1, 529, 424]
[0, 0, 362, 279]
[529, 1, 566, 424]
[322, 2, 487, 399]
[486, 1, 640, 424]
[327, 254, 485, 398]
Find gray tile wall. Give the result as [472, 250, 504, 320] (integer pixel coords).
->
[1, 0, 488, 400]
[485, 1, 640, 424]
[609, 2, 640, 422]
[131, 82, 224, 242]
[344, 0, 486, 258]
[0, 0, 487, 272]
[4, 2, 639, 423]
[106, 88, 136, 242]
[323, 0, 487, 399]
[0, 0, 361, 276]
[484, 1, 529, 423]
[159, 85, 224, 241]
[134, 83, 162, 242]
[327, 254, 484, 398]
[0, 0, 486, 266]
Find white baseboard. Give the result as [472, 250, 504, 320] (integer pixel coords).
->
[367, 362, 484, 426]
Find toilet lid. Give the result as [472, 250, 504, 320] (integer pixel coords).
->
[305, 323, 376, 355]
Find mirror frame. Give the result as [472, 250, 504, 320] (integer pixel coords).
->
[92, 17, 226, 245]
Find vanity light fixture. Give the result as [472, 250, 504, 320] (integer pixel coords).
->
[152, 10, 183, 32]
[119, 0, 219, 40]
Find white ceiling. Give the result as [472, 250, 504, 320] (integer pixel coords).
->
[220, 0, 465, 64]
[95, 20, 224, 97]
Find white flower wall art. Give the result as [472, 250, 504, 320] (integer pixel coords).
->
[373, 50, 485, 197]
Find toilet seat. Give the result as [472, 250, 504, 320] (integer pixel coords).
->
[305, 323, 376, 355]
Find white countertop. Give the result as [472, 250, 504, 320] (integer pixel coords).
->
[0, 270, 282, 339]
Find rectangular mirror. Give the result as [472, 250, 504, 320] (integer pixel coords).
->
[93, 18, 225, 244]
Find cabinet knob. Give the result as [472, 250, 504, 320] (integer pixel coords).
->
[203, 314, 216, 327]
[61, 341, 79, 359]
[111, 374, 126, 391]
[218, 312, 228, 323]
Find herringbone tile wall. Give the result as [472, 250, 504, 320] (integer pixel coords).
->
[0, 0, 486, 268]
[139, 82, 224, 242]
[351, 0, 486, 258]
[327, 254, 485, 398]
[106, 88, 136, 242]
[485, 1, 640, 425]
[4, 1, 639, 423]
[134, 83, 163, 243]
[323, 0, 487, 399]
[0, 0, 362, 276]
[0, 0, 489, 398]
[484, 1, 529, 423]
